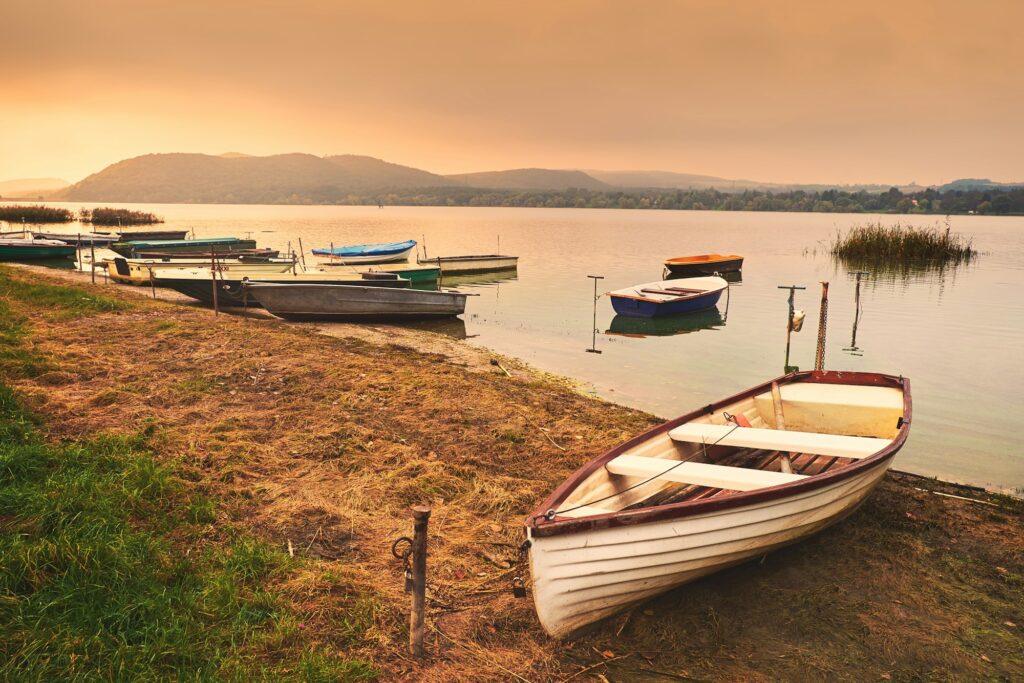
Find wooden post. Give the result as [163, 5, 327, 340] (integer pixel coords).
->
[586, 275, 604, 353]
[90, 238, 96, 284]
[210, 247, 219, 315]
[148, 265, 157, 299]
[777, 285, 805, 372]
[814, 282, 829, 371]
[409, 505, 431, 659]
[298, 237, 307, 269]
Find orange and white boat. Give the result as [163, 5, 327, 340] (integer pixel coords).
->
[664, 253, 744, 277]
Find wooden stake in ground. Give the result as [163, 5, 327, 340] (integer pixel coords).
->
[410, 506, 431, 659]
[210, 247, 219, 315]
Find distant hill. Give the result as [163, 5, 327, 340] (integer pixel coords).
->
[937, 178, 1024, 192]
[588, 170, 925, 194]
[57, 153, 455, 203]
[446, 168, 609, 191]
[0, 177, 70, 198]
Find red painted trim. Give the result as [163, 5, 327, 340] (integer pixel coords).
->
[526, 370, 911, 538]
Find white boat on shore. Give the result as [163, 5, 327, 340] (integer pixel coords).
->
[243, 282, 469, 320]
[416, 254, 519, 274]
[525, 371, 911, 638]
[106, 256, 296, 284]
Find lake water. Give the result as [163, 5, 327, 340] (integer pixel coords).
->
[22, 203, 1024, 493]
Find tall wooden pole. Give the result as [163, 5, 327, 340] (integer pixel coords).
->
[90, 238, 96, 284]
[586, 275, 604, 354]
[210, 247, 219, 315]
[814, 282, 829, 371]
[778, 285, 805, 372]
[409, 506, 431, 658]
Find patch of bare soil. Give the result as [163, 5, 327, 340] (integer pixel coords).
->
[7, 266, 1023, 681]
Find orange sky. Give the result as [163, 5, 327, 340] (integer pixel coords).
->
[2, 0, 1022, 185]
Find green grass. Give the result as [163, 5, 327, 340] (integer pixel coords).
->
[0, 384, 377, 680]
[830, 220, 977, 264]
[0, 267, 130, 320]
[0, 205, 73, 224]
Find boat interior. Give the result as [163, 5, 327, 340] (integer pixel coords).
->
[554, 380, 905, 519]
[665, 253, 741, 264]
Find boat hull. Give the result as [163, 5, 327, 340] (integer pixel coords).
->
[159, 273, 410, 307]
[31, 232, 120, 246]
[246, 283, 468, 320]
[317, 247, 414, 264]
[664, 255, 744, 278]
[0, 244, 76, 260]
[529, 456, 892, 638]
[107, 259, 295, 285]
[111, 238, 257, 257]
[417, 255, 519, 274]
[610, 288, 722, 317]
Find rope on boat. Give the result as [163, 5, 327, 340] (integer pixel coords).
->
[544, 422, 742, 520]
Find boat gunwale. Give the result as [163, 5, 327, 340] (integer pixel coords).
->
[526, 370, 911, 538]
[416, 254, 519, 262]
[663, 254, 744, 266]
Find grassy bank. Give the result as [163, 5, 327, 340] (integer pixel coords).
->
[0, 205, 74, 224]
[831, 220, 977, 265]
[80, 207, 163, 226]
[1, 265, 1022, 680]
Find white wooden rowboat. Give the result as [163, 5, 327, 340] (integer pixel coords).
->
[416, 254, 519, 274]
[525, 371, 911, 638]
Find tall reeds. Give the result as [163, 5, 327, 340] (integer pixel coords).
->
[0, 205, 74, 224]
[80, 207, 163, 226]
[830, 220, 976, 264]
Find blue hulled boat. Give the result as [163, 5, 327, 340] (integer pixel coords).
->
[311, 239, 416, 264]
[608, 276, 728, 318]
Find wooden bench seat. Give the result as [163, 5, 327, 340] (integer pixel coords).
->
[605, 454, 807, 490]
[668, 423, 890, 459]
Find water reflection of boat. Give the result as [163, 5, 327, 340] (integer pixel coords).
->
[607, 307, 725, 337]
[439, 268, 518, 287]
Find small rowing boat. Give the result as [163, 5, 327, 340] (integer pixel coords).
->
[608, 276, 727, 318]
[110, 237, 257, 257]
[311, 239, 416, 264]
[526, 370, 911, 638]
[153, 268, 411, 307]
[30, 231, 120, 246]
[0, 237, 77, 261]
[106, 256, 296, 285]
[243, 282, 469, 320]
[322, 262, 441, 285]
[416, 254, 519, 274]
[664, 254, 744, 278]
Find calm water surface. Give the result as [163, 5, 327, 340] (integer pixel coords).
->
[30, 203, 1024, 492]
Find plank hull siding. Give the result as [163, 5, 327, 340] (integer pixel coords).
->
[529, 460, 889, 637]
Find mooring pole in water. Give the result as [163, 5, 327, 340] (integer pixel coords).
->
[778, 285, 806, 372]
[298, 237, 307, 269]
[846, 271, 869, 354]
[586, 275, 604, 354]
[410, 506, 431, 659]
[814, 281, 830, 371]
[210, 247, 219, 316]
[89, 238, 96, 285]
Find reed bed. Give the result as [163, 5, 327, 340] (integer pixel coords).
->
[80, 207, 163, 226]
[0, 204, 73, 224]
[830, 220, 976, 264]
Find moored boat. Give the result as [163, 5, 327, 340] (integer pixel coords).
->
[609, 276, 728, 318]
[323, 262, 441, 285]
[244, 282, 468, 320]
[664, 253, 744, 278]
[153, 268, 410, 307]
[109, 229, 189, 241]
[416, 254, 519, 274]
[30, 231, 121, 246]
[525, 370, 911, 638]
[311, 239, 416, 264]
[0, 237, 77, 261]
[106, 256, 296, 285]
[110, 237, 257, 257]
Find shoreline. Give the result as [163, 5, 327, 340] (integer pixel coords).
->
[1, 264, 1021, 680]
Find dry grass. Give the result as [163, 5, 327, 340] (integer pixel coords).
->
[3, 265, 1022, 681]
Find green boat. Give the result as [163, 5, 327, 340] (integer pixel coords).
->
[323, 263, 441, 285]
[0, 238, 77, 261]
[110, 237, 257, 257]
